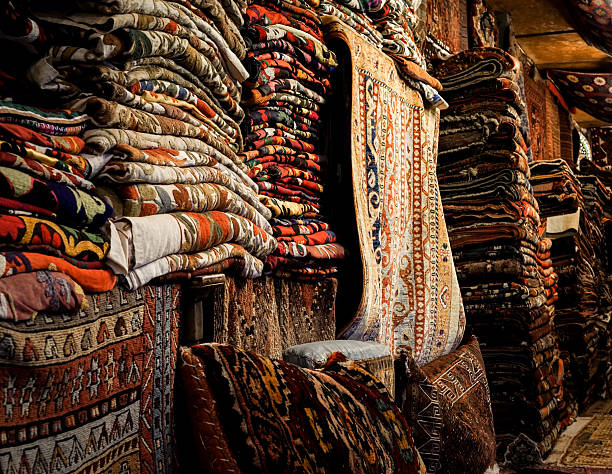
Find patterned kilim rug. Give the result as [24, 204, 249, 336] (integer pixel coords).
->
[547, 70, 612, 124]
[325, 18, 465, 365]
[541, 403, 612, 473]
[564, 0, 612, 57]
[555, 416, 612, 468]
[0, 283, 180, 473]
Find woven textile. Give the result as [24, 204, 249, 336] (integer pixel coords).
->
[120, 243, 264, 290]
[469, 0, 498, 49]
[0, 151, 94, 190]
[590, 127, 612, 167]
[396, 336, 496, 473]
[548, 69, 612, 123]
[115, 182, 271, 230]
[531, 159, 611, 414]
[564, 0, 612, 57]
[16, 0, 272, 286]
[0, 283, 180, 473]
[426, 0, 466, 53]
[0, 123, 85, 155]
[0, 271, 85, 321]
[0, 100, 89, 136]
[106, 211, 276, 274]
[0, 214, 109, 262]
[545, 86, 563, 161]
[554, 415, 612, 468]
[434, 49, 570, 463]
[180, 343, 426, 473]
[328, 20, 465, 364]
[241, 1, 346, 280]
[521, 59, 548, 161]
[0, 135, 90, 179]
[0, 251, 116, 292]
[0, 166, 113, 229]
[435, 47, 519, 92]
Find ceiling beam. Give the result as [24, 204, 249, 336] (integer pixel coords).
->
[516, 30, 575, 39]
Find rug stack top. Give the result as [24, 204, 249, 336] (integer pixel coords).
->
[17, 0, 279, 290]
[314, 0, 447, 108]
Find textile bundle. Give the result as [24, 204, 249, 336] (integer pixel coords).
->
[180, 343, 426, 472]
[20, 0, 276, 288]
[590, 127, 612, 168]
[434, 47, 570, 464]
[240, 0, 345, 280]
[469, 0, 498, 49]
[531, 159, 612, 411]
[0, 97, 117, 318]
[563, 0, 612, 57]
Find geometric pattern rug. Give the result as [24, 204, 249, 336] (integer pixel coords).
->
[547, 69, 612, 124]
[556, 416, 612, 468]
[0, 283, 180, 473]
[543, 400, 612, 472]
[326, 19, 465, 365]
[564, 0, 612, 57]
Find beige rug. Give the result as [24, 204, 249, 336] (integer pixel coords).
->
[325, 18, 465, 365]
[546, 415, 612, 468]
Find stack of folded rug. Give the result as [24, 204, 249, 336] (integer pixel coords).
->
[434, 47, 566, 461]
[578, 173, 612, 398]
[22, 0, 278, 288]
[530, 159, 584, 221]
[531, 159, 612, 410]
[571, 173, 611, 405]
[315, 0, 446, 108]
[240, 0, 345, 280]
[0, 99, 117, 321]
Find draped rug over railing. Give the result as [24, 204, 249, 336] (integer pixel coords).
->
[326, 20, 465, 365]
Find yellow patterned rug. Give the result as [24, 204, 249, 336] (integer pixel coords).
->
[546, 412, 612, 469]
[560, 416, 612, 468]
[324, 18, 465, 365]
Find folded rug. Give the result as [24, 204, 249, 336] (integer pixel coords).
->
[0, 270, 85, 321]
[105, 210, 276, 274]
[434, 47, 519, 92]
[0, 99, 89, 136]
[115, 182, 272, 232]
[98, 161, 268, 217]
[0, 166, 113, 229]
[0, 122, 86, 154]
[0, 151, 94, 190]
[0, 214, 109, 261]
[0, 136, 90, 177]
[107, 144, 256, 191]
[179, 343, 426, 473]
[0, 251, 116, 292]
[120, 242, 264, 289]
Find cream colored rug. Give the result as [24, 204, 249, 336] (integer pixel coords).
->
[546, 415, 612, 468]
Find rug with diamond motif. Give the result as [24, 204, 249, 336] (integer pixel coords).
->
[324, 18, 465, 365]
